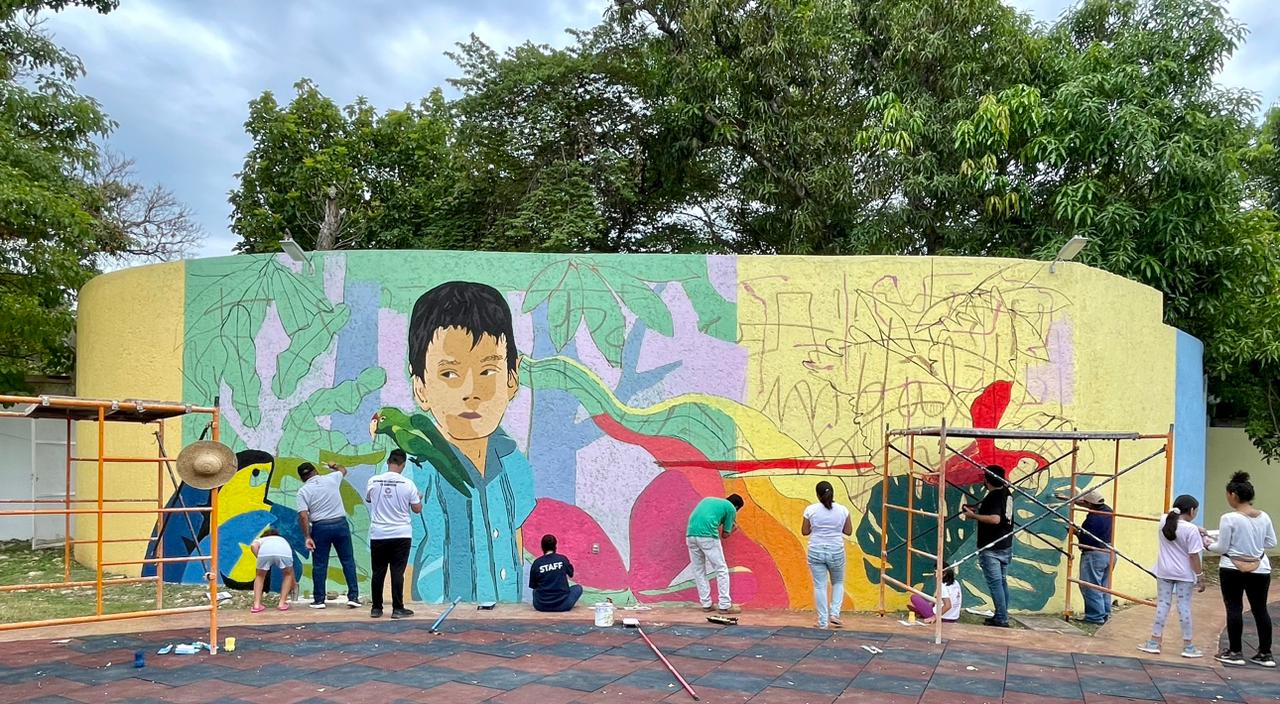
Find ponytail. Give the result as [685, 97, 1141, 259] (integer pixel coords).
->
[1162, 494, 1198, 541]
[816, 480, 834, 510]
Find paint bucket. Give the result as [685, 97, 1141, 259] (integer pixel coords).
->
[594, 602, 615, 628]
[224, 637, 236, 652]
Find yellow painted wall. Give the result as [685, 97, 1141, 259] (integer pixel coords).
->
[74, 261, 185, 576]
[1206, 427, 1278, 551]
[737, 257, 1178, 613]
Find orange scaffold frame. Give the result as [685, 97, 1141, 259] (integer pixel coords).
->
[876, 421, 1174, 645]
[0, 395, 220, 649]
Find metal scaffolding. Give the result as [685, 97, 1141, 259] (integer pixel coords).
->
[0, 395, 220, 648]
[876, 422, 1173, 644]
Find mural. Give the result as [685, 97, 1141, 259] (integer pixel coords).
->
[131, 251, 1188, 612]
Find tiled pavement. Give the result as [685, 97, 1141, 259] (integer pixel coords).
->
[0, 618, 1276, 704]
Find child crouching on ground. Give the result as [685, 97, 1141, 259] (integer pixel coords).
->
[907, 566, 962, 624]
[250, 526, 296, 614]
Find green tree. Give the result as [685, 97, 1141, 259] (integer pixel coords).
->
[226, 0, 1280, 457]
[1, 0, 201, 392]
[230, 80, 459, 254]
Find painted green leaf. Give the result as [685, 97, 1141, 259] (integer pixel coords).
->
[272, 304, 351, 399]
[580, 268, 627, 366]
[546, 265, 583, 350]
[220, 303, 262, 427]
[594, 265, 674, 337]
[521, 258, 571, 314]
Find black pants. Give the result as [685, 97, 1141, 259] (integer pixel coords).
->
[1220, 567, 1272, 654]
[370, 538, 411, 611]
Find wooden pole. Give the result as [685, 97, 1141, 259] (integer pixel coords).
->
[95, 406, 105, 616]
[935, 420, 947, 645]
[1064, 437, 1079, 620]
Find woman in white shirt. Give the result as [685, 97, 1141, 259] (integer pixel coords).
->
[1205, 472, 1276, 668]
[801, 481, 852, 629]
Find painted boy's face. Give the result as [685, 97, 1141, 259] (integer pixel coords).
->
[412, 327, 519, 442]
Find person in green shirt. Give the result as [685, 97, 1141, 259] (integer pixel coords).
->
[686, 494, 745, 614]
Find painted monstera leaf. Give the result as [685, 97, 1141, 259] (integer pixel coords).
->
[857, 474, 1071, 612]
[520, 257, 733, 366]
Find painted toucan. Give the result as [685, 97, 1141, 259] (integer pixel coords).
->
[370, 407, 475, 498]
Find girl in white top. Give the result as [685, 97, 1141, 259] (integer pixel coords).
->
[801, 481, 852, 629]
[1205, 472, 1276, 668]
[1138, 495, 1205, 658]
[907, 566, 962, 623]
[250, 526, 296, 614]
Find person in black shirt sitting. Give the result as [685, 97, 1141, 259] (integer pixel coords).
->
[963, 465, 1014, 628]
[529, 534, 583, 612]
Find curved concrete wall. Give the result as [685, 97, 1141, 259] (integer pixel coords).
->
[74, 252, 1205, 614]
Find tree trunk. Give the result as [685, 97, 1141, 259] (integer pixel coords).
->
[315, 187, 342, 251]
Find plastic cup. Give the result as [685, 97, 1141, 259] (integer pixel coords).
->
[224, 636, 236, 652]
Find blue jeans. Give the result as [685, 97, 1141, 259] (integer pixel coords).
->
[807, 547, 846, 627]
[1079, 550, 1112, 623]
[311, 518, 359, 603]
[979, 547, 1011, 623]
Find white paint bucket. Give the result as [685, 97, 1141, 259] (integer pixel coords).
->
[593, 602, 615, 627]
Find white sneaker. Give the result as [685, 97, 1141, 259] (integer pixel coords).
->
[346, 599, 362, 609]
[309, 602, 326, 609]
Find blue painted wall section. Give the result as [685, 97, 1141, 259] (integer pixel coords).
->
[1173, 330, 1207, 523]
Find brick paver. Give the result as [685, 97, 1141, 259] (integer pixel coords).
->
[0, 616, 1273, 703]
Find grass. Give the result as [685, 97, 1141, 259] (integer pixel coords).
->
[0, 540, 253, 625]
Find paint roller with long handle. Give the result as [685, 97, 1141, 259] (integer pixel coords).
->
[635, 624, 699, 701]
[429, 596, 462, 633]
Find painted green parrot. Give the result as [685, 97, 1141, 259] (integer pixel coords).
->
[369, 407, 474, 498]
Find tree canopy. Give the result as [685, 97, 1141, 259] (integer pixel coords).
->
[230, 0, 1278, 460]
[1, 0, 202, 391]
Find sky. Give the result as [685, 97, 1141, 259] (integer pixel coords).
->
[43, 0, 1280, 260]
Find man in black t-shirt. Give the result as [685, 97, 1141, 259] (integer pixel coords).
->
[963, 465, 1013, 628]
[529, 534, 583, 612]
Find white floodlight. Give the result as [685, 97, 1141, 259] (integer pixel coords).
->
[279, 238, 313, 273]
[1050, 236, 1089, 273]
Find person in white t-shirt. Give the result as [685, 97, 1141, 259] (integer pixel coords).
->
[250, 527, 296, 614]
[1138, 494, 1206, 659]
[1205, 472, 1276, 668]
[296, 462, 360, 610]
[365, 449, 422, 619]
[907, 566, 961, 624]
[801, 481, 852, 628]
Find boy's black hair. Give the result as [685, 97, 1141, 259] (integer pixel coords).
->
[541, 534, 557, 553]
[388, 449, 407, 466]
[261, 526, 280, 538]
[409, 282, 518, 379]
[296, 462, 316, 480]
[727, 494, 744, 510]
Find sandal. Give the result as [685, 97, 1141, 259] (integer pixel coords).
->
[277, 603, 290, 611]
[250, 605, 265, 614]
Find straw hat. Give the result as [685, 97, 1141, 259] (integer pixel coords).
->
[175, 440, 238, 489]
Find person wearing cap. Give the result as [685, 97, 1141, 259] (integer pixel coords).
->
[296, 462, 361, 609]
[1073, 488, 1115, 625]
